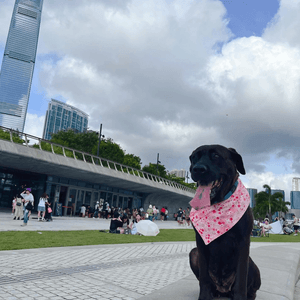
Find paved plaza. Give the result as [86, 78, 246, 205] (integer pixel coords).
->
[0, 212, 300, 300]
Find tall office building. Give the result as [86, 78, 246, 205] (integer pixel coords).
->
[246, 188, 257, 208]
[292, 177, 300, 191]
[0, 0, 43, 132]
[43, 99, 89, 140]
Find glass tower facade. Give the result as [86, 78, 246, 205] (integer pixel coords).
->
[0, 0, 43, 132]
[290, 191, 300, 209]
[43, 99, 89, 140]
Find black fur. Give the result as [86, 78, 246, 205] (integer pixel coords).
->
[189, 145, 261, 300]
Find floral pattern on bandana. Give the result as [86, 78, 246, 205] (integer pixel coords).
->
[190, 179, 250, 245]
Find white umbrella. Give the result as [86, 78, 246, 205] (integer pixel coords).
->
[136, 220, 160, 236]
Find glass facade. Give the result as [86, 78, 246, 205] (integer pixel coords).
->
[0, 0, 43, 132]
[0, 166, 145, 216]
[43, 99, 89, 140]
[290, 191, 300, 209]
[246, 188, 257, 208]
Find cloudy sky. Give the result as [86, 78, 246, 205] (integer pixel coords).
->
[1, 0, 300, 200]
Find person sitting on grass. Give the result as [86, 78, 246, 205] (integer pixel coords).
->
[260, 218, 272, 237]
[109, 211, 125, 234]
[283, 221, 293, 235]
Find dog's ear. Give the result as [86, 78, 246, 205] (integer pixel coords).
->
[228, 148, 246, 175]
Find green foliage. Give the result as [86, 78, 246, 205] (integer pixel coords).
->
[123, 154, 142, 170]
[167, 174, 197, 190]
[51, 130, 98, 154]
[48, 130, 142, 169]
[0, 129, 24, 144]
[33, 141, 74, 158]
[253, 184, 289, 220]
[92, 138, 125, 163]
[0, 229, 195, 251]
[0, 228, 298, 251]
[142, 163, 168, 178]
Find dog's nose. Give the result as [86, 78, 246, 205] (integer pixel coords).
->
[193, 164, 208, 174]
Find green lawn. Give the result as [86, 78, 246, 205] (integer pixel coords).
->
[0, 230, 299, 251]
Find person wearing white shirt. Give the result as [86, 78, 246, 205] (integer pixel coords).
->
[20, 188, 34, 226]
[37, 193, 48, 221]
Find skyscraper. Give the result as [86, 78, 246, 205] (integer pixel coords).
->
[0, 0, 43, 132]
[43, 99, 89, 140]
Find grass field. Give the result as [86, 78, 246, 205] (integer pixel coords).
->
[0, 229, 299, 251]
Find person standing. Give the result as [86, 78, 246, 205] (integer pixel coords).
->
[185, 207, 191, 227]
[94, 201, 100, 218]
[160, 206, 166, 221]
[292, 214, 300, 236]
[13, 196, 23, 220]
[45, 199, 53, 221]
[20, 188, 34, 227]
[177, 207, 184, 225]
[12, 197, 16, 215]
[37, 193, 48, 221]
[80, 204, 86, 217]
[147, 205, 154, 221]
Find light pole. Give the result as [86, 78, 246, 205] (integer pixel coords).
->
[97, 123, 105, 157]
[186, 171, 190, 183]
[156, 153, 161, 175]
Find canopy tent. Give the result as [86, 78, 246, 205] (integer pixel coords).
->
[269, 220, 284, 234]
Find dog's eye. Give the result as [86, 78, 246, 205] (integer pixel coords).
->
[212, 153, 219, 159]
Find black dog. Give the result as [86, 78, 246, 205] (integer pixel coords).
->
[189, 145, 261, 300]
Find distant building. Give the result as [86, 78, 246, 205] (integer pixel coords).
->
[0, 0, 43, 132]
[271, 189, 285, 202]
[42, 99, 88, 140]
[170, 169, 186, 178]
[290, 191, 300, 209]
[292, 177, 300, 191]
[246, 188, 257, 208]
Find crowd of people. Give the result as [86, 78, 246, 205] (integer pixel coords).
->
[11, 186, 53, 226]
[253, 215, 300, 236]
[174, 207, 191, 227]
[79, 202, 170, 223]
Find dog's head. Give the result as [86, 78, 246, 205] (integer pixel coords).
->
[189, 145, 245, 205]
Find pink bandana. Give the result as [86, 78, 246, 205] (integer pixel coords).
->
[190, 179, 250, 245]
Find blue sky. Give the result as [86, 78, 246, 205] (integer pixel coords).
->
[222, 0, 279, 38]
[0, 0, 300, 198]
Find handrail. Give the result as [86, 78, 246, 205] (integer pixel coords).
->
[0, 125, 195, 194]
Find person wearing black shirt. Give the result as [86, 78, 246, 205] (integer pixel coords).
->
[177, 207, 184, 225]
[109, 211, 125, 234]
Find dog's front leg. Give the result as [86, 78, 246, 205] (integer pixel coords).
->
[195, 235, 213, 300]
[232, 240, 250, 300]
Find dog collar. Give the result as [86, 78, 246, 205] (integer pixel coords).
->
[190, 179, 250, 245]
[223, 180, 238, 200]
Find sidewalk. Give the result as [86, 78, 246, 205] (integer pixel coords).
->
[0, 211, 184, 231]
[0, 211, 299, 300]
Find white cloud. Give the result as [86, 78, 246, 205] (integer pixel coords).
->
[263, 0, 300, 48]
[3, 0, 300, 184]
[24, 113, 45, 138]
[243, 171, 299, 203]
[0, 1, 13, 48]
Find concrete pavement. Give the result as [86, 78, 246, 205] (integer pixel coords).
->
[0, 211, 299, 300]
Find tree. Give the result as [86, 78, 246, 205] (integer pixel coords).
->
[0, 129, 24, 144]
[50, 130, 98, 154]
[253, 184, 286, 220]
[166, 174, 197, 190]
[275, 198, 290, 219]
[49, 130, 142, 169]
[142, 163, 168, 178]
[123, 154, 142, 170]
[92, 138, 125, 164]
